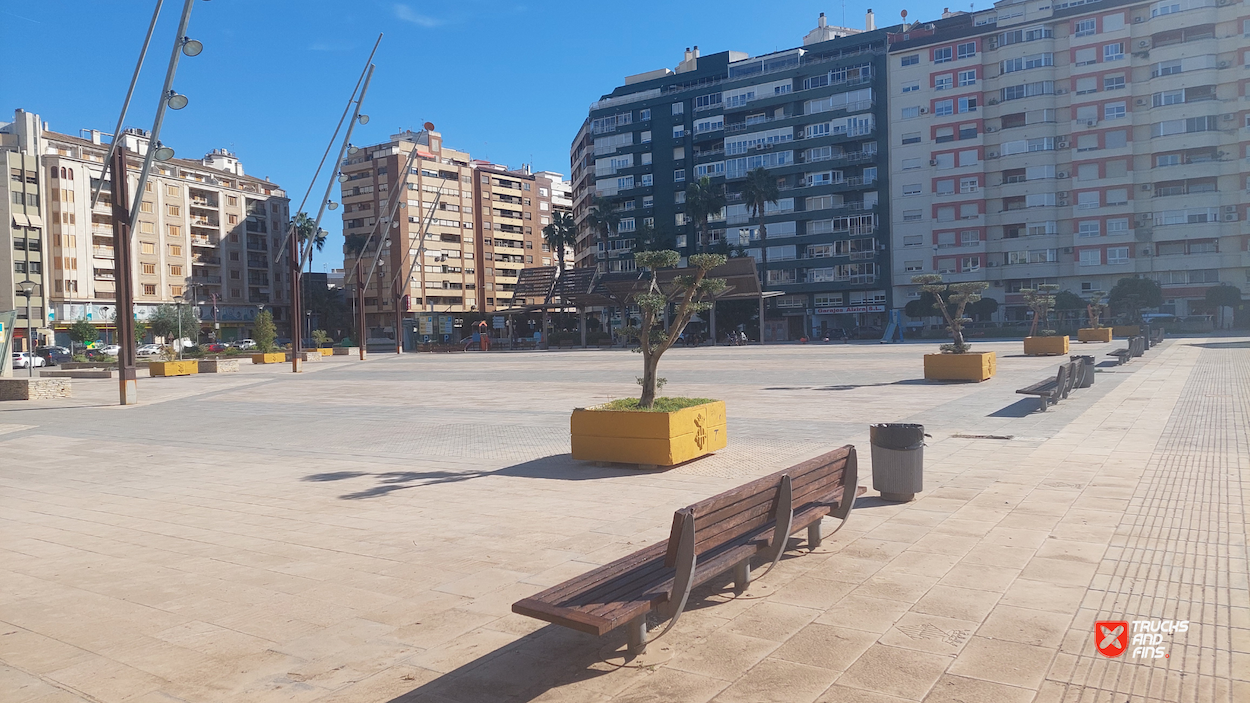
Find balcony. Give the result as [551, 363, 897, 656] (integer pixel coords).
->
[190, 197, 219, 208]
[92, 246, 114, 259]
[194, 255, 221, 266]
[190, 216, 219, 228]
[191, 236, 220, 247]
[191, 275, 223, 285]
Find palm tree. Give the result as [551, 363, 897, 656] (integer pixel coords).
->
[742, 166, 780, 288]
[586, 197, 620, 272]
[685, 176, 725, 253]
[292, 212, 326, 274]
[542, 211, 575, 273]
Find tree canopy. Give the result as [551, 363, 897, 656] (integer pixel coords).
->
[1109, 277, 1163, 322]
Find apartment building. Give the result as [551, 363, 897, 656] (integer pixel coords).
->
[1, 111, 48, 351]
[341, 129, 476, 337]
[471, 162, 553, 311]
[571, 13, 897, 340]
[3, 109, 291, 344]
[533, 170, 575, 269]
[887, 0, 1250, 319]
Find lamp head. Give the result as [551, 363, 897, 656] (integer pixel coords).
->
[181, 37, 203, 56]
[167, 91, 189, 110]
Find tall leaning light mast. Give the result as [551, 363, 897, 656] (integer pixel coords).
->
[102, 0, 205, 405]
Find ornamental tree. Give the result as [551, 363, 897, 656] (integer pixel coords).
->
[1086, 291, 1108, 329]
[1021, 283, 1059, 336]
[911, 274, 988, 353]
[622, 251, 727, 408]
[1109, 277, 1163, 323]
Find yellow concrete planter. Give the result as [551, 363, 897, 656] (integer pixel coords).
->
[318, 348, 334, 356]
[1078, 328, 1113, 343]
[1112, 325, 1140, 337]
[252, 353, 286, 364]
[571, 400, 727, 467]
[1024, 335, 1070, 356]
[924, 352, 996, 382]
[148, 360, 199, 377]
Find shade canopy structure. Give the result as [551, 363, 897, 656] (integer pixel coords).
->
[493, 257, 777, 315]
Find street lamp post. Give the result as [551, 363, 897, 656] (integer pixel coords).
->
[173, 294, 184, 360]
[17, 280, 37, 378]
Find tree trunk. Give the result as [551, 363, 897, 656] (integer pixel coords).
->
[758, 213, 768, 341]
[639, 348, 661, 408]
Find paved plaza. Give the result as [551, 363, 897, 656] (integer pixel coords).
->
[1, 337, 1247, 703]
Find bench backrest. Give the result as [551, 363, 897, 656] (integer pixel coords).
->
[1054, 363, 1069, 395]
[1062, 361, 1077, 396]
[664, 445, 855, 567]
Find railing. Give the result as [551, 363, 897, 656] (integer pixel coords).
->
[92, 246, 114, 258]
[192, 275, 222, 284]
[195, 256, 221, 265]
[190, 199, 218, 208]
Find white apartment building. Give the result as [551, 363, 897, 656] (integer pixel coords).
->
[888, 0, 1249, 320]
[4, 109, 292, 344]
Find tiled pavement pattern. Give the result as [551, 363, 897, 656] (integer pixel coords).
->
[0, 338, 1246, 702]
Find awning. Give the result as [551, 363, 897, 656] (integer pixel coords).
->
[11, 213, 30, 228]
[26, 214, 44, 228]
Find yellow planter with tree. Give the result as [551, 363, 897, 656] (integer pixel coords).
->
[912, 274, 995, 382]
[571, 245, 729, 467]
[1024, 335, 1070, 355]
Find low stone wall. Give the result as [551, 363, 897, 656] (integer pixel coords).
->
[285, 351, 320, 362]
[0, 378, 72, 401]
[61, 362, 151, 370]
[333, 347, 361, 356]
[199, 359, 239, 374]
[42, 370, 113, 379]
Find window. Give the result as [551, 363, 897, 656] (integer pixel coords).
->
[673, 146, 685, 160]
[1077, 163, 1099, 181]
[901, 54, 919, 66]
[933, 47, 952, 63]
[1104, 102, 1126, 120]
[958, 124, 977, 140]
[960, 177, 979, 193]
[1075, 18, 1097, 36]
[1078, 191, 1100, 209]
[1002, 53, 1054, 73]
[166, 204, 180, 217]
[641, 131, 652, 143]
[960, 230, 980, 246]
[167, 224, 181, 237]
[1105, 130, 1128, 149]
[935, 180, 955, 195]
[143, 284, 157, 296]
[1103, 43, 1124, 61]
[1104, 75, 1125, 91]
[959, 70, 976, 87]
[140, 242, 156, 254]
[935, 75, 952, 91]
[1153, 59, 1182, 77]
[1080, 249, 1101, 266]
[643, 195, 654, 208]
[958, 97, 977, 113]
[1108, 218, 1129, 234]
[671, 102, 684, 115]
[935, 153, 955, 169]
[904, 260, 924, 272]
[166, 185, 179, 196]
[170, 285, 183, 297]
[1107, 247, 1129, 264]
[937, 206, 956, 222]
[1076, 77, 1098, 94]
[902, 132, 921, 144]
[1104, 14, 1125, 32]
[639, 108, 651, 121]
[960, 256, 980, 271]
[902, 183, 922, 196]
[901, 106, 920, 120]
[903, 210, 922, 222]
[641, 174, 653, 186]
[169, 244, 182, 256]
[935, 100, 954, 116]
[957, 42, 976, 59]
[673, 169, 685, 182]
[169, 264, 183, 276]
[902, 81, 920, 93]
[1078, 221, 1100, 237]
[902, 158, 922, 170]
[1106, 188, 1128, 205]
[142, 262, 157, 274]
[140, 201, 153, 214]
[672, 126, 685, 139]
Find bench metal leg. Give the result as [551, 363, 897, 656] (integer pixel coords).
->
[733, 559, 751, 594]
[807, 522, 822, 549]
[627, 615, 648, 655]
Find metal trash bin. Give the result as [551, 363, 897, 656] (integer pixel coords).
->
[870, 423, 925, 502]
[1069, 355, 1095, 388]
[1142, 325, 1152, 350]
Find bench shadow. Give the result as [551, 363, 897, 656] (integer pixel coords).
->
[382, 568, 790, 702]
[988, 398, 1041, 418]
[304, 455, 641, 500]
[811, 379, 929, 391]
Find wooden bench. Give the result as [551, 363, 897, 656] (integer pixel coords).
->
[1016, 362, 1072, 411]
[1106, 336, 1139, 365]
[513, 446, 861, 655]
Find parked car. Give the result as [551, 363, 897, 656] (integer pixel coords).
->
[12, 352, 47, 369]
[231, 339, 256, 350]
[136, 344, 164, 356]
[38, 345, 70, 356]
[206, 342, 228, 353]
[98, 344, 121, 356]
[35, 348, 71, 366]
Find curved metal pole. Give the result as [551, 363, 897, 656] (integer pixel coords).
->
[128, 0, 197, 231]
[90, 0, 164, 210]
[358, 144, 425, 290]
[276, 33, 381, 266]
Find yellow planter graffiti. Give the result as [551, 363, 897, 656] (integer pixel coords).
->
[924, 352, 996, 382]
[1024, 335, 1070, 356]
[318, 348, 334, 356]
[1078, 328, 1113, 343]
[148, 360, 199, 377]
[252, 353, 286, 364]
[571, 400, 727, 467]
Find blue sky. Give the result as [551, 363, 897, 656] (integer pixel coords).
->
[2, 0, 963, 269]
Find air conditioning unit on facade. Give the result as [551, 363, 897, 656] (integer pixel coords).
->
[1142, 184, 1152, 190]
[1224, 213, 1240, 221]
[920, 107, 929, 114]
[1134, 16, 1144, 22]
[1057, 141, 1069, 148]
[986, 126, 997, 132]
[1057, 171, 1069, 178]
[1224, 206, 1238, 213]
[930, 159, 938, 166]
[1136, 99, 1147, 106]
[1085, 119, 1097, 127]
[1138, 40, 1150, 48]
[1056, 89, 1068, 95]
[1218, 61, 1230, 68]
[987, 151, 999, 158]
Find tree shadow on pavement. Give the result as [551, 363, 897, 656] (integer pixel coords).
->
[304, 455, 639, 500]
[1190, 341, 1250, 349]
